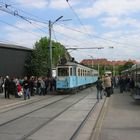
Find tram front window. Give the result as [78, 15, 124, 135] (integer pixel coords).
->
[58, 68, 69, 76]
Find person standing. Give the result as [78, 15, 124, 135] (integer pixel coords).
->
[129, 77, 135, 95]
[40, 77, 45, 96]
[0, 76, 4, 93]
[96, 77, 103, 100]
[118, 76, 125, 93]
[29, 76, 35, 96]
[103, 74, 112, 97]
[22, 76, 30, 100]
[4, 76, 10, 99]
[9, 77, 17, 98]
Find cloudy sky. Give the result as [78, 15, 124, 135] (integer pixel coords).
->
[0, 0, 140, 62]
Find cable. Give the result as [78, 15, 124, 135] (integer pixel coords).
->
[65, 0, 140, 48]
[0, 39, 26, 46]
[53, 28, 103, 49]
[0, 19, 42, 38]
[66, 0, 93, 39]
[1, 1, 139, 48]
[0, 3, 32, 23]
[1, 1, 49, 23]
[0, 2, 50, 37]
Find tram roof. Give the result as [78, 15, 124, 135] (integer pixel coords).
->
[57, 61, 98, 72]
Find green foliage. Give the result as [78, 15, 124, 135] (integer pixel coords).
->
[123, 61, 134, 69]
[25, 37, 68, 76]
[117, 61, 134, 75]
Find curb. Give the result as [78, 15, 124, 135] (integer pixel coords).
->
[89, 97, 110, 140]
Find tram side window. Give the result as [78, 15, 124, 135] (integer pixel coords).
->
[70, 68, 72, 76]
[81, 69, 83, 76]
[88, 71, 90, 76]
[58, 68, 69, 76]
[73, 67, 76, 76]
[78, 68, 80, 76]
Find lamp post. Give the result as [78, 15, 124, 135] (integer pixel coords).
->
[48, 16, 63, 78]
[109, 46, 114, 76]
[89, 55, 94, 68]
[98, 62, 100, 75]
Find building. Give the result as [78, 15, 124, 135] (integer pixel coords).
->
[0, 43, 32, 77]
[80, 58, 137, 66]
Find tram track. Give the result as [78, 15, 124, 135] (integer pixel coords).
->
[0, 94, 71, 127]
[21, 93, 90, 140]
[0, 95, 55, 114]
[69, 100, 99, 140]
[0, 88, 98, 140]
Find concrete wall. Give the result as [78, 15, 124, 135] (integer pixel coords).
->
[0, 47, 31, 77]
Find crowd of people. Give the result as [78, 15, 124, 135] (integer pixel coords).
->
[0, 74, 135, 101]
[0, 76, 56, 100]
[96, 74, 135, 100]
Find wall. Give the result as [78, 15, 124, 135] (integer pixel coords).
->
[0, 47, 31, 77]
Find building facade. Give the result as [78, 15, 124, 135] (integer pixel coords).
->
[0, 43, 32, 77]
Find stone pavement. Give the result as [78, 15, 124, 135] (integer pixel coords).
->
[93, 89, 140, 140]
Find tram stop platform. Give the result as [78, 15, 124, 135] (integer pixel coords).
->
[92, 89, 140, 140]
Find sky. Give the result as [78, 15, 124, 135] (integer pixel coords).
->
[0, 0, 140, 62]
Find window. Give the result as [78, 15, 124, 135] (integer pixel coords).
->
[70, 68, 72, 76]
[58, 68, 69, 76]
[81, 69, 83, 76]
[78, 68, 80, 76]
[73, 67, 76, 76]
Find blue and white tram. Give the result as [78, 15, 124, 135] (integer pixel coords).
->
[56, 62, 99, 93]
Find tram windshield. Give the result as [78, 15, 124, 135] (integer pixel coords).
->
[58, 68, 69, 76]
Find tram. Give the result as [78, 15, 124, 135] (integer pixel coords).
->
[130, 64, 140, 100]
[121, 64, 140, 100]
[56, 61, 99, 93]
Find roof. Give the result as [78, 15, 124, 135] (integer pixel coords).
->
[0, 43, 32, 51]
[57, 61, 98, 73]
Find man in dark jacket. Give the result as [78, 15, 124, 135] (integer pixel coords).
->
[118, 76, 125, 93]
[22, 76, 30, 100]
[4, 76, 10, 99]
[96, 77, 103, 100]
[29, 76, 35, 96]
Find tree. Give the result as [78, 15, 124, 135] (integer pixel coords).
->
[25, 37, 69, 77]
[118, 61, 134, 75]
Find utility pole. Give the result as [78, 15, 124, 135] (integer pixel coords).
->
[98, 63, 100, 75]
[89, 55, 94, 68]
[48, 20, 52, 78]
[48, 16, 63, 78]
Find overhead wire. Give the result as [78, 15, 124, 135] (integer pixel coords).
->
[52, 28, 103, 49]
[1, 1, 49, 23]
[0, 1, 139, 49]
[56, 22, 130, 47]
[0, 2, 50, 41]
[66, 0, 93, 39]
[65, 0, 140, 48]
[0, 19, 42, 38]
[0, 39, 26, 46]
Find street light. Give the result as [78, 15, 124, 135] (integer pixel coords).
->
[89, 55, 94, 68]
[48, 16, 63, 78]
[109, 46, 115, 76]
[89, 55, 100, 75]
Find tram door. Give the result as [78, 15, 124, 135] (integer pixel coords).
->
[71, 66, 76, 87]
